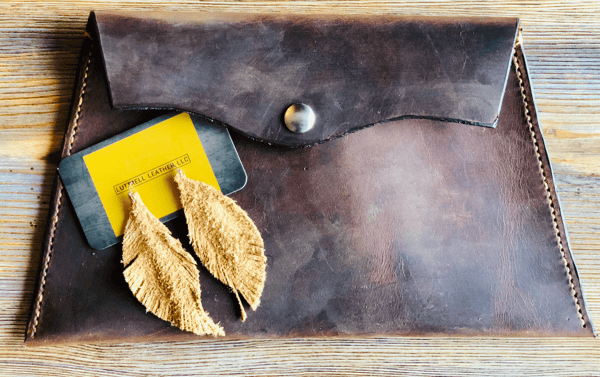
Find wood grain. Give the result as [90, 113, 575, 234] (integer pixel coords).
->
[1, 1, 599, 375]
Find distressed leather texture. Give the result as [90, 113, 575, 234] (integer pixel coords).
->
[94, 12, 517, 146]
[26, 12, 593, 344]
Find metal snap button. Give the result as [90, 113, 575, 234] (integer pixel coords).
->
[284, 103, 315, 133]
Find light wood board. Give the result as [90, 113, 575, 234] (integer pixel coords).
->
[1, 1, 599, 375]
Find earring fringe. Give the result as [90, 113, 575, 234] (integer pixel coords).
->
[175, 170, 266, 321]
[122, 191, 224, 336]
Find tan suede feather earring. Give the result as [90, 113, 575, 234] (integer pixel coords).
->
[175, 170, 266, 321]
[122, 191, 224, 336]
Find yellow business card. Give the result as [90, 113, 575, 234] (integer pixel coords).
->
[83, 113, 220, 237]
[60, 112, 246, 250]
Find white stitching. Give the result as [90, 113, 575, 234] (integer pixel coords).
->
[513, 46, 586, 329]
[29, 46, 93, 339]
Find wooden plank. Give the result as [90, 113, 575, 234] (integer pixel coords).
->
[0, 1, 599, 375]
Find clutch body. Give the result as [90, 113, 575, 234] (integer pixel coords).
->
[26, 11, 593, 344]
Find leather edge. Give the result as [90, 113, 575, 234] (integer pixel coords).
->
[24, 33, 95, 344]
[513, 36, 595, 336]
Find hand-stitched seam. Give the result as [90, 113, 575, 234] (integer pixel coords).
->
[513, 47, 586, 329]
[30, 46, 93, 339]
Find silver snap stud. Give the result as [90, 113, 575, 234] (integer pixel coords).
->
[284, 103, 315, 133]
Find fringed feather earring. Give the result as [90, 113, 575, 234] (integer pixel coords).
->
[122, 190, 224, 336]
[175, 170, 266, 321]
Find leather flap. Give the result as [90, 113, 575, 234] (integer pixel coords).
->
[92, 11, 518, 147]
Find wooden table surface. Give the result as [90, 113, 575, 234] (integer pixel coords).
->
[1, 1, 599, 375]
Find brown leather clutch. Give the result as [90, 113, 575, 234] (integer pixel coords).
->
[26, 11, 594, 344]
